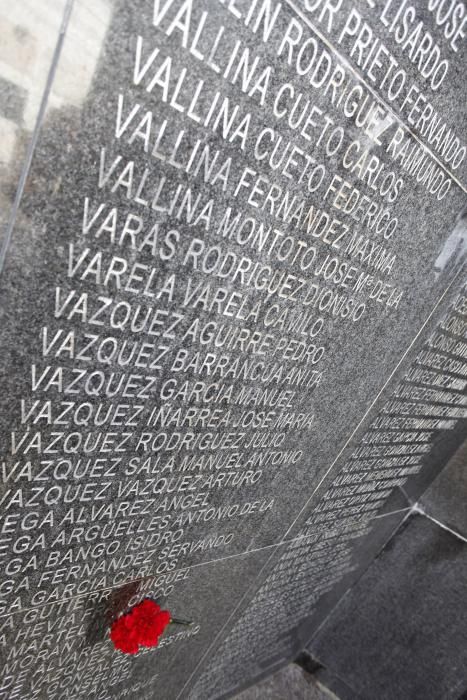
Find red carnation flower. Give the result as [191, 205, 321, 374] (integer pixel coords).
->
[110, 614, 140, 654]
[140, 610, 171, 647]
[110, 600, 172, 654]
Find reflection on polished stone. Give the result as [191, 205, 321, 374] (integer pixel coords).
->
[0, 0, 66, 242]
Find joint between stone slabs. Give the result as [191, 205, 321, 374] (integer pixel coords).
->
[372, 507, 412, 519]
[412, 504, 467, 544]
[0, 533, 326, 620]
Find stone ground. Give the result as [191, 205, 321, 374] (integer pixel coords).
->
[233, 664, 338, 700]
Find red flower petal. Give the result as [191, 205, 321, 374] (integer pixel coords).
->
[138, 629, 160, 647]
[110, 602, 172, 653]
[140, 600, 161, 615]
[152, 610, 171, 635]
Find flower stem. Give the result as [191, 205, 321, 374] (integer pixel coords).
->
[170, 617, 193, 626]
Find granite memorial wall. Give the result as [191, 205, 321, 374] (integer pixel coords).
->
[0, 0, 465, 698]
[305, 437, 467, 700]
